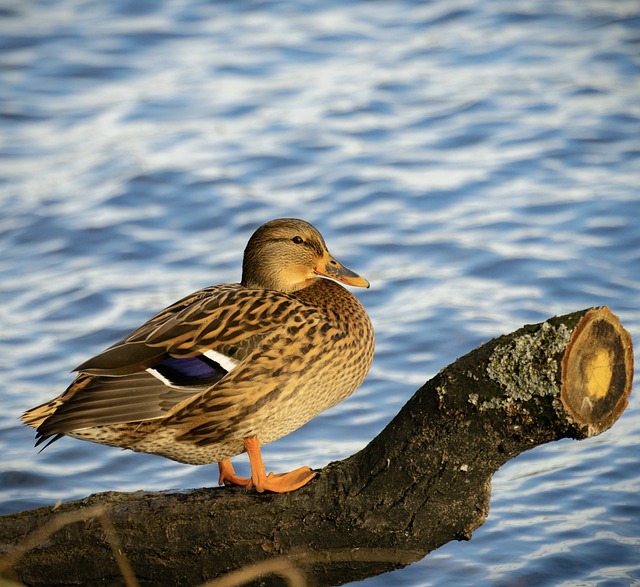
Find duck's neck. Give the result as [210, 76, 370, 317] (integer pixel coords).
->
[241, 271, 315, 292]
[241, 257, 315, 292]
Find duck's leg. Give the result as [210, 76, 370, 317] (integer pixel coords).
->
[217, 459, 250, 487]
[244, 436, 316, 493]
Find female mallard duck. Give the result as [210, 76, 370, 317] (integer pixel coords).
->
[22, 218, 374, 493]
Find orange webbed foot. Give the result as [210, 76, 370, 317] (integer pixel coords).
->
[249, 466, 317, 493]
[244, 436, 317, 493]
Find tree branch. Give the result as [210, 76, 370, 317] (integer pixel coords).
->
[0, 307, 633, 587]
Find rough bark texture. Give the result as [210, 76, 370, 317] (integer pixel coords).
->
[0, 307, 633, 587]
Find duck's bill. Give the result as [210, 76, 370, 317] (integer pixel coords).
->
[316, 254, 370, 288]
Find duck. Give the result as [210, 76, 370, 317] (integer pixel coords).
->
[22, 218, 374, 493]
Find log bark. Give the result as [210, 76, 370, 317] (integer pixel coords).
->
[0, 307, 633, 587]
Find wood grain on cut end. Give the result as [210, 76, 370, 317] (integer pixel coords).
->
[561, 307, 634, 435]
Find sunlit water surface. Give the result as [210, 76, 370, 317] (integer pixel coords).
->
[1, 1, 639, 585]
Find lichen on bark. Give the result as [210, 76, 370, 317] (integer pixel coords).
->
[484, 320, 572, 407]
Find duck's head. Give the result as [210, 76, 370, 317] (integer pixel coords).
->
[241, 218, 369, 292]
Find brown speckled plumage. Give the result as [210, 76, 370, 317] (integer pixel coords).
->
[22, 218, 374, 492]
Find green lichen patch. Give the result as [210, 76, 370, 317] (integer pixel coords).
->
[484, 321, 572, 407]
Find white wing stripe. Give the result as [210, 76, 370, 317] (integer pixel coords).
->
[146, 368, 173, 386]
[204, 349, 240, 373]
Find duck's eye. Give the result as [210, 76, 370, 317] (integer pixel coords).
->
[292, 236, 304, 244]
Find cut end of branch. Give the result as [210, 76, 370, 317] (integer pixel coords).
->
[561, 307, 634, 436]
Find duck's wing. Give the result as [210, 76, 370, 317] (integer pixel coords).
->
[28, 284, 317, 443]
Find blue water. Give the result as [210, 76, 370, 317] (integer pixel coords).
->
[1, 0, 639, 585]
